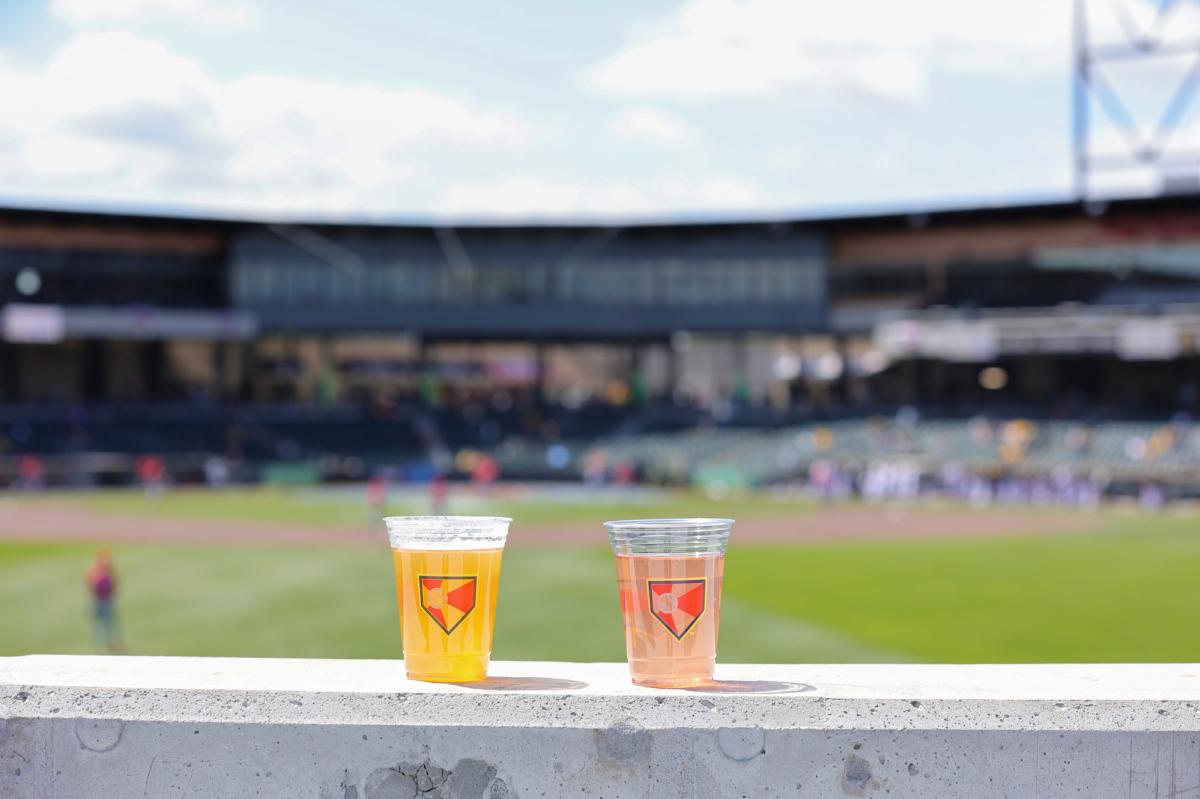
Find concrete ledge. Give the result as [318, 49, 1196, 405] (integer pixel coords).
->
[3, 656, 1200, 797]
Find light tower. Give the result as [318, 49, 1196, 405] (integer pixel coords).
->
[1073, 0, 1200, 196]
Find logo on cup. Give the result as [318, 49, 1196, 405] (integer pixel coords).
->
[647, 578, 706, 640]
[419, 576, 477, 634]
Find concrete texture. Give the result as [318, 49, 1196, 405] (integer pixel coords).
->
[3, 656, 1200, 797]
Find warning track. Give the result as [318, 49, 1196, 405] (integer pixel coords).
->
[0, 500, 1104, 548]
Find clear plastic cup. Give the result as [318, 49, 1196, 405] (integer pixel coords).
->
[605, 518, 733, 688]
[385, 516, 511, 682]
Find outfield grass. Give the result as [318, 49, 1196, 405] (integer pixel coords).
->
[3, 492, 1199, 663]
[727, 517, 1200, 662]
[0, 539, 893, 663]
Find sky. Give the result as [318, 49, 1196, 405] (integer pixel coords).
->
[0, 0, 1193, 222]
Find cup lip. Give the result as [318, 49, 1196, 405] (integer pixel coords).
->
[383, 515, 513, 526]
[384, 515, 512, 551]
[604, 517, 734, 531]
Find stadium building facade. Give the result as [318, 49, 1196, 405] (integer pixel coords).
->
[0, 210, 829, 408]
[827, 195, 1200, 413]
[0, 194, 1198, 485]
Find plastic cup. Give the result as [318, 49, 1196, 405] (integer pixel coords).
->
[385, 516, 511, 682]
[605, 518, 733, 688]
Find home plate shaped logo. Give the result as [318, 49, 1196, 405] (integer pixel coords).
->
[647, 578, 706, 640]
[419, 576, 476, 635]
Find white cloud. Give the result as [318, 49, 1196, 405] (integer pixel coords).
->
[438, 174, 766, 219]
[587, 0, 1076, 102]
[685, 176, 763, 208]
[611, 106, 695, 146]
[0, 32, 535, 216]
[763, 142, 806, 170]
[440, 177, 598, 218]
[51, 0, 258, 28]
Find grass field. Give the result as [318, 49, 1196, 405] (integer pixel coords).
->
[1, 486, 1197, 664]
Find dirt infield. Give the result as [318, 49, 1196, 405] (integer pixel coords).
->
[0, 499, 1107, 548]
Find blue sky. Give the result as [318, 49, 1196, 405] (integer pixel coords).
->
[0, 0, 1189, 221]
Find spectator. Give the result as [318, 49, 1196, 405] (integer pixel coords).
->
[429, 472, 450, 515]
[85, 549, 124, 654]
[135, 454, 167, 504]
[203, 456, 230, 487]
[366, 473, 388, 522]
[16, 454, 44, 491]
[471, 454, 499, 489]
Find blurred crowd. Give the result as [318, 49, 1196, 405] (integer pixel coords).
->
[1, 397, 1197, 509]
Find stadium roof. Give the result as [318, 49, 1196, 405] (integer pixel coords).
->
[0, 192, 1196, 234]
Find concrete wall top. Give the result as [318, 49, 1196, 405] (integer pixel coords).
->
[7, 657, 1200, 797]
[4, 656, 1200, 732]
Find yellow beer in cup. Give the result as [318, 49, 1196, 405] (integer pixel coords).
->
[385, 516, 510, 682]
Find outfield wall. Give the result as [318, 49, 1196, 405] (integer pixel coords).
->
[3, 656, 1200, 798]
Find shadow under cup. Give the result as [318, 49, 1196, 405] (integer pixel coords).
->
[605, 518, 734, 689]
[384, 516, 511, 683]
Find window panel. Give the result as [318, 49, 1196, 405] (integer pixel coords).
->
[230, 244, 826, 311]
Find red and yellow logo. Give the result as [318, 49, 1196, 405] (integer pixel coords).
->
[418, 576, 477, 634]
[647, 578, 706, 640]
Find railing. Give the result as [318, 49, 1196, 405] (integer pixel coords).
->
[3, 656, 1199, 798]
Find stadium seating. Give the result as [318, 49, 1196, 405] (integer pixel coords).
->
[575, 413, 1200, 494]
[4, 400, 1200, 496]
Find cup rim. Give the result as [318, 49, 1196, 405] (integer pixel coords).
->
[383, 515, 513, 526]
[384, 515, 512, 551]
[604, 517, 734, 531]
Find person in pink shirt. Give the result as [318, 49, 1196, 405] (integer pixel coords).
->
[86, 549, 124, 653]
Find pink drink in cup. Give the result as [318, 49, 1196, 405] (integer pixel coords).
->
[606, 518, 733, 688]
